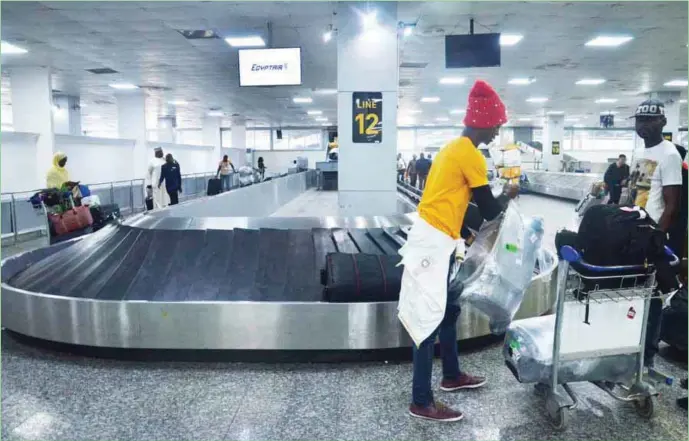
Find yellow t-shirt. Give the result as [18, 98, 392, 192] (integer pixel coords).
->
[418, 137, 489, 239]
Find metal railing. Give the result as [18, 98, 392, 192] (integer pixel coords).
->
[1, 170, 282, 245]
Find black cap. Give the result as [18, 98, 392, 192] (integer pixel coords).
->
[630, 99, 666, 118]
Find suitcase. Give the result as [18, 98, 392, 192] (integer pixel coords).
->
[207, 178, 222, 196]
[145, 197, 154, 211]
[90, 204, 120, 231]
[49, 206, 93, 236]
[322, 253, 402, 302]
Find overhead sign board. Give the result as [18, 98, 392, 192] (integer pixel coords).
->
[551, 141, 561, 155]
[238, 48, 302, 87]
[663, 132, 673, 142]
[352, 92, 382, 143]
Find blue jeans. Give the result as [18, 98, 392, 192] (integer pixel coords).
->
[412, 255, 462, 407]
[220, 174, 231, 192]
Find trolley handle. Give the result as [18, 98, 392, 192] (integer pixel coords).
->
[560, 245, 679, 273]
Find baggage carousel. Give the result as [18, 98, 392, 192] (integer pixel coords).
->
[1, 174, 558, 352]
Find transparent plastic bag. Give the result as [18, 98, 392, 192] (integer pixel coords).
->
[456, 202, 544, 334]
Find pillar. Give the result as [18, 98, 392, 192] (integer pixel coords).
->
[336, 2, 398, 215]
[203, 116, 222, 168]
[9, 67, 55, 188]
[53, 95, 82, 136]
[231, 121, 247, 151]
[116, 91, 148, 180]
[649, 91, 682, 143]
[157, 117, 176, 144]
[542, 114, 564, 172]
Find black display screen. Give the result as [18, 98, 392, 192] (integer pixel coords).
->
[445, 33, 501, 68]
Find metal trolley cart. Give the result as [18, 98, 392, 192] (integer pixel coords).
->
[507, 244, 679, 431]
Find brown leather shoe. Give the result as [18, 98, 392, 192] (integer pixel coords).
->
[440, 373, 487, 392]
[409, 401, 464, 422]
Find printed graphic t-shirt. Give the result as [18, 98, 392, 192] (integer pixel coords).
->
[418, 136, 488, 239]
[633, 139, 683, 222]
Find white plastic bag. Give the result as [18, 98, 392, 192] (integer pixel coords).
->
[456, 202, 545, 334]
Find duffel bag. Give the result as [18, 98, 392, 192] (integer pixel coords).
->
[323, 253, 402, 303]
[660, 285, 688, 352]
[49, 208, 89, 236]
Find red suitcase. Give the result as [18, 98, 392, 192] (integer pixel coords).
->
[49, 206, 93, 236]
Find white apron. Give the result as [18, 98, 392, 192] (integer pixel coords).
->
[146, 157, 170, 209]
[397, 216, 457, 347]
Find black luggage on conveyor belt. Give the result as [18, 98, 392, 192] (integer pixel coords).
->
[90, 204, 120, 232]
[323, 252, 402, 302]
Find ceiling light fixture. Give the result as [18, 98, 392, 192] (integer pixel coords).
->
[450, 109, 465, 114]
[500, 34, 523, 46]
[224, 36, 266, 47]
[361, 10, 377, 29]
[109, 83, 139, 90]
[526, 97, 548, 103]
[595, 98, 618, 103]
[599, 111, 618, 115]
[576, 79, 606, 85]
[680, 99, 688, 104]
[293, 97, 313, 104]
[547, 111, 565, 115]
[1, 41, 28, 54]
[585, 35, 633, 47]
[408, 109, 423, 114]
[403, 24, 415, 37]
[308, 110, 323, 115]
[421, 97, 440, 103]
[439, 77, 466, 85]
[207, 110, 224, 117]
[518, 117, 532, 121]
[169, 100, 187, 106]
[314, 89, 337, 95]
[436, 117, 450, 122]
[323, 30, 333, 43]
[664, 79, 688, 87]
[315, 117, 328, 122]
[508, 78, 534, 85]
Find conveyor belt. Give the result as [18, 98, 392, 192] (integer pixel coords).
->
[6, 224, 403, 303]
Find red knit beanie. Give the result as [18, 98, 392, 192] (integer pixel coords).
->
[463, 80, 507, 129]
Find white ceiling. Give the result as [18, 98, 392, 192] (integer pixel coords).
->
[1, 1, 687, 134]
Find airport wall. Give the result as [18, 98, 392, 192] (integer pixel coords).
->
[251, 149, 327, 174]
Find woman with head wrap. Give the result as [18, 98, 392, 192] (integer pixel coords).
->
[46, 152, 76, 189]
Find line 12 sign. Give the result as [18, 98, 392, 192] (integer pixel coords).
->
[353, 92, 382, 143]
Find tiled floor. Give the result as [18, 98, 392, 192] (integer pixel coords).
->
[1, 333, 686, 441]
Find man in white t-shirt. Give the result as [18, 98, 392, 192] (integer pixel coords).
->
[630, 98, 683, 368]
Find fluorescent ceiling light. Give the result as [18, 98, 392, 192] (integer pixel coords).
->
[315, 117, 328, 122]
[403, 25, 414, 37]
[293, 97, 313, 104]
[595, 98, 618, 103]
[1, 41, 28, 54]
[408, 109, 423, 114]
[680, 99, 687, 104]
[314, 89, 337, 95]
[361, 10, 377, 29]
[421, 97, 440, 103]
[436, 117, 450, 122]
[307, 110, 323, 115]
[508, 78, 534, 85]
[576, 79, 606, 85]
[664, 80, 688, 87]
[450, 109, 465, 114]
[323, 31, 332, 43]
[585, 36, 633, 47]
[169, 100, 187, 106]
[500, 34, 523, 46]
[526, 97, 548, 103]
[224, 36, 265, 47]
[518, 117, 532, 121]
[439, 77, 465, 85]
[322, 123, 331, 126]
[207, 111, 224, 117]
[109, 83, 139, 90]
[600, 111, 618, 115]
[547, 111, 565, 115]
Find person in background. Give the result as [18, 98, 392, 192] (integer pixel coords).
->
[257, 157, 266, 181]
[46, 152, 79, 190]
[147, 147, 169, 209]
[397, 153, 407, 182]
[159, 154, 182, 206]
[603, 154, 630, 204]
[217, 155, 236, 192]
[398, 80, 518, 422]
[415, 153, 432, 190]
[630, 99, 683, 368]
[629, 163, 642, 202]
[407, 154, 418, 187]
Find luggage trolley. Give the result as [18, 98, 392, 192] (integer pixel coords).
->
[507, 245, 679, 431]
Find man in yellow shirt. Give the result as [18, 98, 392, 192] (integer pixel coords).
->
[399, 80, 518, 422]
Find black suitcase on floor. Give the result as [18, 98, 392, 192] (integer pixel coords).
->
[661, 285, 687, 352]
[322, 253, 402, 303]
[145, 197, 154, 211]
[207, 178, 222, 196]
